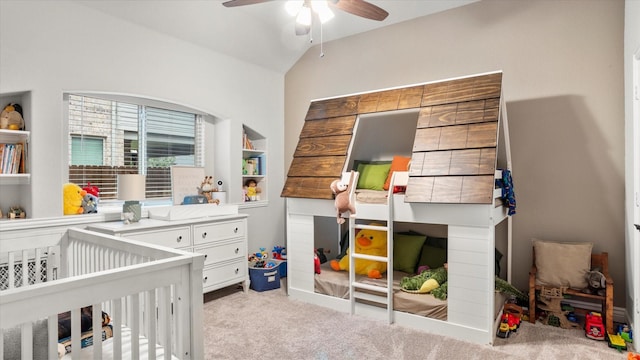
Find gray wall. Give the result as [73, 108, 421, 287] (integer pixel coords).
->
[284, 0, 625, 305]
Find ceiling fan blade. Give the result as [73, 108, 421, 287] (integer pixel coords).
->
[331, 0, 389, 21]
[295, 22, 311, 36]
[222, 0, 273, 7]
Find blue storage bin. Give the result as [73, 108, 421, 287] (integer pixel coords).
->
[249, 264, 280, 292]
[276, 260, 287, 278]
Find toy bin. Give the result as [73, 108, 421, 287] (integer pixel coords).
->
[275, 259, 287, 278]
[249, 264, 281, 292]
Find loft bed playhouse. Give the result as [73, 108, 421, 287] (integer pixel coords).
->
[0, 228, 204, 359]
[281, 71, 516, 345]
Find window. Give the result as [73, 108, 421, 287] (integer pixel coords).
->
[67, 94, 204, 200]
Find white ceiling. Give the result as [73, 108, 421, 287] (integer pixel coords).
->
[75, 0, 477, 73]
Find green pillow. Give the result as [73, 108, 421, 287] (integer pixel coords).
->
[393, 233, 427, 274]
[417, 245, 447, 271]
[356, 163, 391, 190]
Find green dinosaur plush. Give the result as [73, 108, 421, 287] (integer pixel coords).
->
[400, 268, 528, 303]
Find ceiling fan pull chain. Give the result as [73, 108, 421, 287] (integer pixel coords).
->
[320, 20, 325, 58]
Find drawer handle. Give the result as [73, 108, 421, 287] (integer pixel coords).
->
[235, 268, 239, 274]
[235, 248, 239, 254]
[203, 277, 208, 283]
[202, 232, 207, 239]
[204, 254, 208, 259]
[234, 227, 238, 233]
[177, 235, 182, 243]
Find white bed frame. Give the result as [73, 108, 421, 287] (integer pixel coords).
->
[286, 169, 512, 345]
[0, 228, 204, 359]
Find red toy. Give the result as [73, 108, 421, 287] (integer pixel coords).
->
[314, 251, 321, 274]
[585, 312, 605, 340]
[82, 182, 100, 197]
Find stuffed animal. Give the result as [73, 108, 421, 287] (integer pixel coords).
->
[0, 103, 24, 130]
[330, 225, 387, 279]
[330, 171, 356, 224]
[582, 269, 606, 297]
[63, 183, 86, 215]
[82, 193, 99, 214]
[400, 266, 448, 297]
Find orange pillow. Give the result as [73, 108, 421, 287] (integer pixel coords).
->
[383, 156, 411, 190]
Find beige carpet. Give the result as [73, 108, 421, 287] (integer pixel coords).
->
[203, 281, 632, 360]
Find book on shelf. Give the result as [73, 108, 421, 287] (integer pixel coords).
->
[0, 143, 24, 174]
[244, 135, 254, 150]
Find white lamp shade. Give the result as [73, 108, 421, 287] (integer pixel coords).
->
[117, 174, 146, 201]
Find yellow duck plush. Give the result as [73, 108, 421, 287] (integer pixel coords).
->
[63, 183, 87, 215]
[330, 226, 387, 279]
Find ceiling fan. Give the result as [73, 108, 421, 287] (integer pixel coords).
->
[222, 0, 389, 35]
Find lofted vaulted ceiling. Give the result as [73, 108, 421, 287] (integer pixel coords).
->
[74, 0, 477, 73]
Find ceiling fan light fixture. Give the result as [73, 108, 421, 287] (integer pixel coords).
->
[285, 0, 304, 16]
[311, 1, 334, 23]
[296, 5, 312, 26]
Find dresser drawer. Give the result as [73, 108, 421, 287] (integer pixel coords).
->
[193, 220, 246, 245]
[202, 260, 246, 288]
[195, 241, 246, 267]
[124, 226, 191, 248]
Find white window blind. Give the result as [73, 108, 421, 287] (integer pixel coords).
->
[68, 94, 204, 200]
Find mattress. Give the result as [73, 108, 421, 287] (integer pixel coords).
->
[314, 262, 447, 320]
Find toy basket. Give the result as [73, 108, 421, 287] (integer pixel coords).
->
[248, 263, 280, 292]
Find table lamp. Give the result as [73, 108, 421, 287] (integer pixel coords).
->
[117, 174, 146, 223]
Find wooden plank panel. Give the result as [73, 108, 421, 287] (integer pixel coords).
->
[287, 156, 345, 177]
[444, 78, 476, 104]
[398, 86, 424, 109]
[471, 72, 502, 100]
[421, 73, 502, 106]
[413, 128, 441, 152]
[478, 148, 496, 175]
[449, 149, 481, 175]
[438, 125, 468, 150]
[431, 176, 463, 203]
[416, 107, 432, 128]
[281, 177, 335, 199]
[404, 177, 434, 202]
[293, 135, 351, 157]
[408, 152, 425, 176]
[426, 104, 457, 128]
[421, 82, 449, 107]
[358, 93, 380, 114]
[466, 122, 497, 148]
[305, 96, 360, 120]
[376, 89, 402, 112]
[421, 151, 452, 176]
[299, 116, 356, 138]
[460, 176, 494, 204]
[483, 98, 500, 122]
[455, 100, 486, 125]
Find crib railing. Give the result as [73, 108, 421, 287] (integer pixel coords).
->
[0, 228, 204, 360]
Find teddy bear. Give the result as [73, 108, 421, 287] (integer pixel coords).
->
[330, 171, 356, 224]
[63, 183, 87, 215]
[330, 225, 387, 279]
[582, 269, 606, 297]
[0, 103, 25, 130]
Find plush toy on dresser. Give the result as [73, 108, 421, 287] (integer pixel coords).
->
[330, 225, 387, 279]
[63, 183, 87, 215]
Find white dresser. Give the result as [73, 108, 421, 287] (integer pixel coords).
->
[88, 214, 249, 294]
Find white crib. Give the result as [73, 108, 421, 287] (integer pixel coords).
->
[0, 227, 204, 360]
